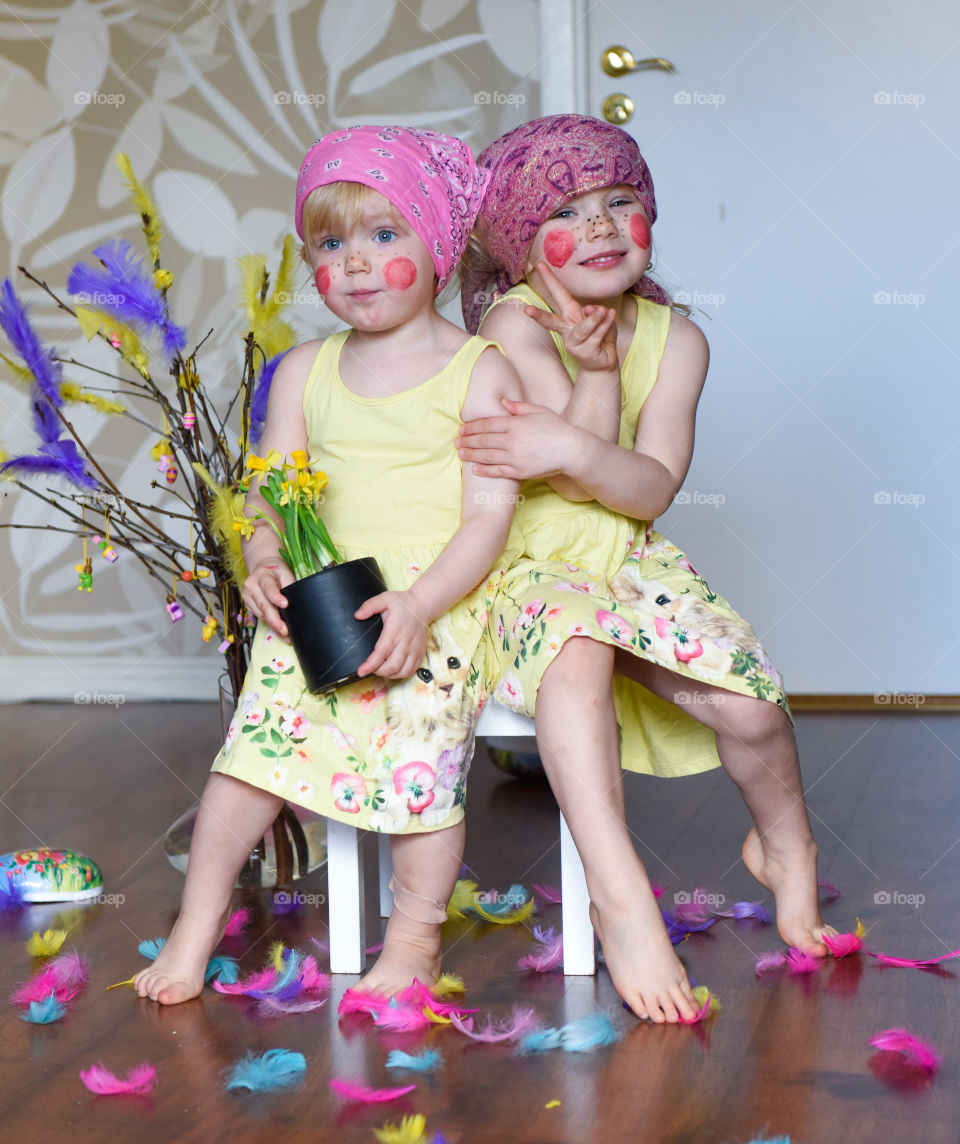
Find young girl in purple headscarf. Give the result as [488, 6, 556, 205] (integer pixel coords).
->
[458, 114, 834, 1023]
[134, 126, 522, 1004]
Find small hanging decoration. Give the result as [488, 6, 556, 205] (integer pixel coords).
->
[201, 615, 217, 642]
[156, 452, 172, 474]
[75, 507, 93, 590]
[237, 609, 255, 628]
[165, 587, 183, 622]
[182, 411, 196, 430]
[164, 463, 178, 484]
[92, 510, 118, 562]
[218, 634, 235, 654]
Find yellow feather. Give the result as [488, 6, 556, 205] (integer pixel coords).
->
[691, 984, 720, 1015]
[192, 463, 249, 587]
[106, 976, 137, 990]
[373, 1114, 428, 1143]
[60, 381, 125, 415]
[470, 895, 536, 926]
[74, 306, 150, 377]
[432, 972, 465, 995]
[1, 350, 33, 386]
[238, 238, 298, 362]
[422, 1006, 451, 1024]
[855, 917, 865, 938]
[26, 928, 67, 957]
[445, 879, 478, 921]
[116, 152, 163, 264]
[269, 940, 286, 971]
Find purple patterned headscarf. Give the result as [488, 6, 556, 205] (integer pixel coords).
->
[462, 114, 668, 333]
[295, 125, 489, 295]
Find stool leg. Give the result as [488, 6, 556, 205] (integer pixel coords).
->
[326, 818, 366, 974]
[560, 812, 595, 975]
[377, 833, 393, 917]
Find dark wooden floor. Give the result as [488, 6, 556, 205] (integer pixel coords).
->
[1, 704, 958, 1144]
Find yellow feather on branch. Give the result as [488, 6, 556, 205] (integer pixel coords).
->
[60, 381, 126, 415]
[115, 153, 163, 265]
[192, 463, 248, 587]
[1, 350, 33, 386]
[75, 305, 150, 377]
[238, 235, 298, 362]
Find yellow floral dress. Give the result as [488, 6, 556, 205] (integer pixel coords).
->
[482, 284, 789, 778]
[212, 331, 511, 832]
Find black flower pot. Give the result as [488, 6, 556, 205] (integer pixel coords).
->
[283, 557, 386, 693]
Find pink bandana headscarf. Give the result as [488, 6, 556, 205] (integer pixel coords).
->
[295, 125, 489, 295]
[462, 114, 668, 333]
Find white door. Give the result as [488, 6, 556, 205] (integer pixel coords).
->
[542, 0, 957, 695]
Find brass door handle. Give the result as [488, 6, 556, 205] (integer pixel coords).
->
[602, 94, 634, 125]
[601, 45, 675, 77]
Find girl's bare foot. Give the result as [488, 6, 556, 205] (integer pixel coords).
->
[742, 827, 836, 955]
[590, 888, 698, 1023]
[356, 911, 442, 998]
[132, 908, 227, 1005]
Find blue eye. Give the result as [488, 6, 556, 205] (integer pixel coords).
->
[551, 208, 575, 220]
[374, 228, 396, 243]
[610, 197, 633, 208]
[319, 237, 341, 251]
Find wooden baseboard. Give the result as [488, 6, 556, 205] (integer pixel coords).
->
[789, 694, 960, 713]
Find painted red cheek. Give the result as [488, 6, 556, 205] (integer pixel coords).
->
[383, 257, 418, 289]
[314, 266, 330, 294]
[543, 229, 575, 268]
[630, 214, 651, 251]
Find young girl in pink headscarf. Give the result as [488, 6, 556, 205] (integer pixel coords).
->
[458, 114, 835, 1023]
[134, 126, 522, 1004]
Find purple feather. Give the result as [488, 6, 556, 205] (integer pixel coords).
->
[248, 351, 287, 447]
[67, 240, 185, 356]
[1, 873, 25, 909]
[0, 439, 96, 488]
[517, 925, 563, 972]
[714, 900, 770, 923]
[0, 279, 63, 410]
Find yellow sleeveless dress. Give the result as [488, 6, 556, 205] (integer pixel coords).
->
[212, 330, 511, 833]
[482, 284, 789, 778]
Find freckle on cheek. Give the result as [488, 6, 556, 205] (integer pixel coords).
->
[630, 214, 651, 251]
[543, 229, 575, 268]
[314, 266, 330, 293]
[384, 257, 417, 289]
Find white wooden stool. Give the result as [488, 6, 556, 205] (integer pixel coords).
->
[324, 700, 594, 976]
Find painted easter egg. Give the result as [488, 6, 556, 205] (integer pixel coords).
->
[0, 848, 104, 902]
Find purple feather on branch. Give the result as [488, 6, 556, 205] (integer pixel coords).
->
[0, 278, 63, 410]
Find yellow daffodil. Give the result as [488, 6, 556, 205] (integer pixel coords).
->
[232, 515, 255, 540]
[245, 449, 282, 475]
[289, 449, 309, 470]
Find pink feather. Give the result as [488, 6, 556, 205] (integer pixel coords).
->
[338, 986, 391, 1016]
[869, 1028, 940, 1073]
[371, 1003, 430, 1032]
[650, 882, 665, 898]
[823, 930, 863, 957]
[257, 995, 327, 1015]
[532, 883, 562, 904]
[755, 951, 788, 975]
[867, 946, 960, 969]
[786, 948, 823, 974]
[330, 1077, 416, 1103]
[449, 1006, 539, 1043]
[210, 966, 277, 995]
[818, 876, 842, 901]
[223, 908, 250, 936]
[310, 936, 330, 955]
[677, 991, 713, 1024]
[517, 925, 564, 972]
[12, 950, 88, 1006]
[299, 955, 330, 993]
[80, 1062, 156, 1095]
[395, 979, 475, 1016]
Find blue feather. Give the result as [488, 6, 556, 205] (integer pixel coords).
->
[559, 1011, 622, 1053]
[516, 1027, 563, 1055]
[205, 955, 240, 984]
[0, 874, 25, 909]
[20, 991, 66, 1024]
[248, 351, 287, 447]
[225, 1048, 306, 1092]
[67, 240, 186, 356]
[250, 949, 303, 999]
[0, 278, 63, 409]
[138, 937, 166, 960]
[385, 1048, 443, 1072]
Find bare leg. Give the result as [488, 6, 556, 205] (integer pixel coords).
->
[615, 653, 833, 955]
[133, 773, 284, 1004]
[535, 638, 697, 1022]
[357, 820, 465, 997]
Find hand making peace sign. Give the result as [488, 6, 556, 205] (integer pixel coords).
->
[526, 260, 620, 375]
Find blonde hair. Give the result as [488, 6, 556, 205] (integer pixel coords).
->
[298, 182, 403, 264]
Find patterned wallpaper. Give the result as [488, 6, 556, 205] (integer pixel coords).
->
[0, 0, 538, 684]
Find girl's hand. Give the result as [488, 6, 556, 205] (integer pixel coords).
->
[456, 397, 577, 480]
[354, 590, 429, 679]
[526, 261, 619, 374]
[242, 559, 294, 639]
